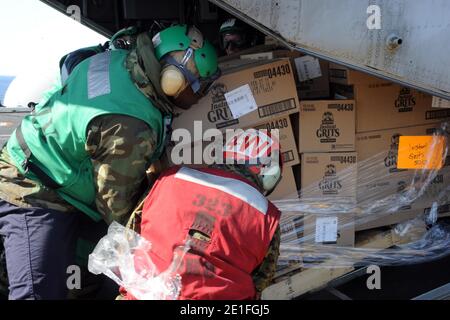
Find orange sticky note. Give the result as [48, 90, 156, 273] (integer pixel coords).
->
[397, 136, 446, 170]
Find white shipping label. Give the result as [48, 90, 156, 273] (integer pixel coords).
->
[432, 97, 450, 108]
[315, 216, 338, 243]
[295, 56, 322, 82]
[224, 84, 258, 119]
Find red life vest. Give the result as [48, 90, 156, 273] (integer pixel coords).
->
[127, 166, 280, 300]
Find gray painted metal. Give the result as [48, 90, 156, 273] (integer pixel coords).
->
[327, 287, 353, 300]
[210, 0, 450, 100]
[413, 282, 450, 300]
[326, 267, 368, 289]
[39, 0, 112, 38]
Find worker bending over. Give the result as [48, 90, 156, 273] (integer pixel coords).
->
[116, 129, 282, 300]
[0, 25, 219, 300]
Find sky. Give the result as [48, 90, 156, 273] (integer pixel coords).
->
[0, 0, 108, 76]
[0, 0, 108, 106]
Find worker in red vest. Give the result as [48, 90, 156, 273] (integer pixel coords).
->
[120, 128, 283, 300]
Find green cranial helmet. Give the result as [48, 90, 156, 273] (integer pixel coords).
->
[152, 24, 218, 78]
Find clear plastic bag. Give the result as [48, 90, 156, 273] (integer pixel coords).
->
[88, 222, 190, 300]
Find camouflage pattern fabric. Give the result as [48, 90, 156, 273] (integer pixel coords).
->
[209, 164, 263, 191]
[86, 115, 157, 225]
[0, 114, 157, 225]
[252, 226, 281, 296]
[126, 48, 175, 116]
[0, 149, 78, 213]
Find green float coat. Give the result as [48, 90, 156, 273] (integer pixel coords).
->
[7, 49, 163, 221]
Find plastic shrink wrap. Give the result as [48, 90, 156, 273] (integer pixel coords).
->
[275, 122, 450, 270]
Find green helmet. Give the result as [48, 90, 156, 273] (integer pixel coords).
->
[152, 25, 218, 78]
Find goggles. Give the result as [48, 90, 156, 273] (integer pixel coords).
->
[221, 33, 247, 51]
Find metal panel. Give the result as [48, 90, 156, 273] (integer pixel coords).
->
[39, 0, 113, 38]
[413, 282, 450, 300]
[210, 0, 450, 99]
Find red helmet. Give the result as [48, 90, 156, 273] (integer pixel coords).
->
[223, 128, 283, 194]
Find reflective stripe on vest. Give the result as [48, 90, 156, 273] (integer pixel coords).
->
[88, 51, 111, 99]
[134, 166, 281, 300]
[61, 61, 69, 85]
[6, 49, 163, 221]
[175, 167, 268, 215]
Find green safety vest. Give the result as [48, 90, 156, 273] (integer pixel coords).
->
[6, 49, 165, 221]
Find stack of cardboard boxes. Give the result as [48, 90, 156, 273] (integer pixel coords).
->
[165, 50, 450, 256]
[329, 63, 450, 230]
[268, 53, 357, 248]
[170, 57, 302, 201]
[169, 50, 353, 249]
[296, 99, 357, 248]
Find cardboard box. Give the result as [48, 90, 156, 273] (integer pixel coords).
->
[240, 52, 275, 61]
[218, 57, 267, 71]
[356, 123, 442, 207]
[330, 64, 450, 132]
[238, 50, 330, 99]
[356, 166, 450, 220]
[281, 212, 355, 247]
[273, 51, 330, 100]
[297, 68, 330, 100]
[356, 170, 450, 231]
[268, 166, 298, 201]
[354, 83, 448, 133]
[172, 59, 300, 140]
[168, 115, 300, 168]
[253, 115, 300, 168]
[432, 97, 450, 108]
[301, 152, 358, 199]
[356, 198, 450, 231]
[355, 123, 444, 185]
[355, 210, 420, 231]
[299, 100, 356, 153]
[218, 44, 277, 63]
[239, 49, 330, 98]
[355, 123, 443, 162]
[355, 123, 450, 229]
[329, 63, 383, 86]
[356, 167, 450, 231]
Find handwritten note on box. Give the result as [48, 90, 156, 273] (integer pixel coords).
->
[397, 136, 446, 170]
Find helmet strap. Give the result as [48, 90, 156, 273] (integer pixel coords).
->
[162, 52, 201, 94]
[133, 32, 176, 114]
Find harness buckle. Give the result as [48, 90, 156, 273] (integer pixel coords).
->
[20, 159, 29, 174]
